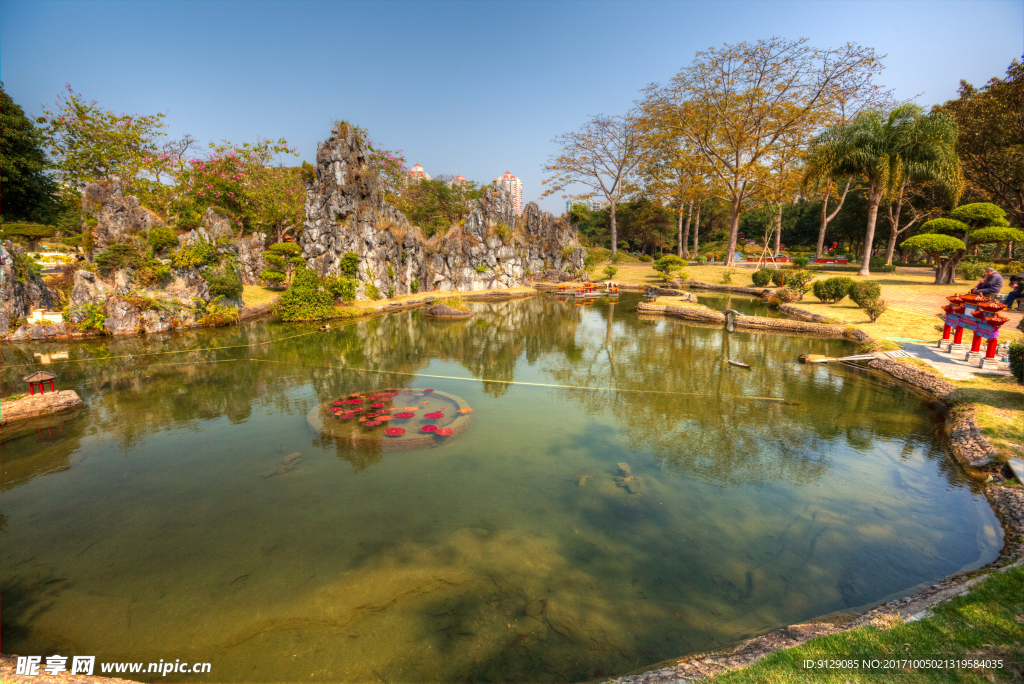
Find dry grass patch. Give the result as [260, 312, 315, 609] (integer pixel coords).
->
[241, 285, 281, 308]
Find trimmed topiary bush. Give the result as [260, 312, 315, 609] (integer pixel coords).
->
[793, 256, 810, 268]
[751, 269, 772, 287]
[861, 298, 888, 322]
[94, 244, 145, 273]
[770, 269, 787, 287]
[276, 267, 334, 321]
[1009, 340, 1023, 383]
[695, 255, 707, 265]
[812, 276, 855, 303]
[849, 282, 881, 306]
[603, 265, 618, 279]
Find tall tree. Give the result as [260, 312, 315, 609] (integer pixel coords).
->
[543, 112, 645, 257]
[0, 83, 58, 222]
[935, 59, 1023, 226]
[644, 38, 881, 265]
[39, 84, 169, 193]
[803, 103, 961, 275]
[881, 179, 943, 264]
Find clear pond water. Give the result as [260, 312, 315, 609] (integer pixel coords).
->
[0, 293, 1001, 683]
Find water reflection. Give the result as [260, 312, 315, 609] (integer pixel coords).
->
[0, 294, 1001, 683]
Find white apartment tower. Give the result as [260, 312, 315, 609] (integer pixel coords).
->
[493, 171, 523, 215]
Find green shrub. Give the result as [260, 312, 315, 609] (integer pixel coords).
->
[786, 270, 814, 294]
[1009, 340, 1023, 384]
[171, 240, 219, 268]
[260, 269, 286, 286]
[200, 297, 239, 327]
[148, 226, 179, 252]
[677, 269, 690, 281]
[94, 244, 145, 273]
[998, 261, 1022, 275]
[653, 255, 684, 278]
[861, 298, 888, 322]
[386, 263, 395, 279]
[175, 209, 202, 230]
[638, 254, 652, 262]
[695, 255, 707, 265]
[602, 265, 618, 279]
[475, 265, 487, 273]
[410, 279, 420, 294]
[62, 235, 82, 247]
[610, 253, 622, 264]
[812, 276, 854, 303]
[751, 269, 772, 287]
[323, 275, 358, 301]
[957, 261, 998, 280]
[73, 301, 107, 333]
[202, 267, 243, 300]
[582, 250, 600, 274]
[495, 222, 512, 243]
[268, 242, 302, 258]
[364, 282, 381, 300]
[793, 255, 810, 268]
[770, 270, 787, 287]
[339, 251, 360, 277]
[276, 267, 335, 321]
[721, 270, 734, 284]
[849, 281, 882, 306]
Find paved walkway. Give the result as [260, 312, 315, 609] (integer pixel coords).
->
[898, 343, 1011, 380]
[880, 286, 1024, 329]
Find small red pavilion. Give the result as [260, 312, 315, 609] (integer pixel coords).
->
[23, 371, 57, 395]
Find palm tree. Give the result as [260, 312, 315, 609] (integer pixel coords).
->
[804, 103, 961, 276]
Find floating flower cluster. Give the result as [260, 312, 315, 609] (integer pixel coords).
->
[384, 427, 405, 437]
[424, 411, 444, 420]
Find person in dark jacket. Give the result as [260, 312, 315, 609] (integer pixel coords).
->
[1003, 275, 1023, 309]
[971, 268, 1004, 296]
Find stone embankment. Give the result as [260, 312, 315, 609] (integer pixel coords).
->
[637, 301, 849, 337]
[0, 390, 84, 426]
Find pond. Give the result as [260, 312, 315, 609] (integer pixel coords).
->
[693, 292, 783, 318]
[0, 293, 1001, 683]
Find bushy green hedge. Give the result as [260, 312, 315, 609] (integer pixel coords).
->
[1009, 340, 1023, 384]
[171, 240, 220, 268]
[324, 274, 358, 301]
[276, 267, 334, 321]
[849, 282, 881, 306]
[957, 261, 999, 280]
[0, 223, 57, 239]
[751, 269, 772, 287]
[812, 276, 855, 303]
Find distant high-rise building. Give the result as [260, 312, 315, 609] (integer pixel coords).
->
[492, 171, 523, 215]
[565, 198, 609, 213]
[408, 163, 431, 181]
[452, 174, 469, 186]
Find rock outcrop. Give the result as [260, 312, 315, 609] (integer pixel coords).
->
[0, 240, 58, 334]
[83, 177, 166, 252]
[236, 233, 267, 285]
[301, 125, 584, 299]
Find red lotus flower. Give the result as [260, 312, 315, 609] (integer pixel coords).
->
[351, 408, 363, 413]
[456, 408, 473, 414]
[365, 413, 377, 418]
[349, 393, 362, 397]
[423, 389, 434, 392]
[421, 425, 437, 433]
[340, 412, 356, 419]
[435, 428, 454, 436]
[377, 415, 392, 421]
[365, 420, 381, 427]
[371, 403, 385, 408]
[394, 412, 415, 419]
[333, 400, 345, 406]
[359, 417, 367, 422]
[424, 411, 444, 420]
[384, 427, 405, 437]
[346, 399, 362, 405]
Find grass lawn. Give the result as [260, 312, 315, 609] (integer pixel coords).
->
[706, 566, 1024, 684]
[241, 285, 282, 308]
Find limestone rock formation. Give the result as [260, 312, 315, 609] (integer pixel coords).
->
[202, 207, 235, 241]
[83, 177, 166, 252]
[68, 270, 111, 324]
[236, 233, 267, 286]
[300, 125, 584, 299]
[0, 240, 58, 334]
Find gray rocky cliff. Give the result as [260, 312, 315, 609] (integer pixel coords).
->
[83, 177, 166, 252]
[300, 126, 583, 299]
[1, 240, 58, 334]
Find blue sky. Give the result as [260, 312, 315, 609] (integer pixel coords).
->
[2, 0, 1021, 214]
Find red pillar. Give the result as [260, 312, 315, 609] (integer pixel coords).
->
[970, 331, 984, 353]
[49, 381, 55, 393]
[29, 383, 35, 396]
[942, 324, 952, 340]
[985, 337, 998, 359]
[953, 326, 965, 344]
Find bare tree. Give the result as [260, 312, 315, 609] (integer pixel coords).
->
[644, 38, 882, 265]
[543, 112, 646, 257]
